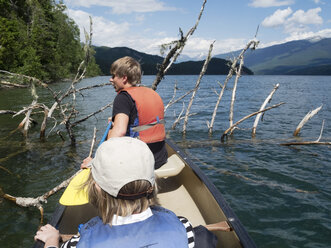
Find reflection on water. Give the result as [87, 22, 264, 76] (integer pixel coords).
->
[0, 75, 330, 247]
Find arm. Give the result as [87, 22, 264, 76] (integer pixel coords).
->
[107, 113, 129, 139]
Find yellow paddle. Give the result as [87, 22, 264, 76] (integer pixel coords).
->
[59, 168, 90, 206]
[59, 122, 112, 206]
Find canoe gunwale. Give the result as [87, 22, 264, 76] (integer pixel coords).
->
[165, 139, 257, 248]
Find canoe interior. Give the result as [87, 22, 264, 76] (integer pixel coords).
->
[51, 140, 255, 248]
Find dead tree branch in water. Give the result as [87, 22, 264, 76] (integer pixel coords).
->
[0, 17, 112, 144]
[293, 105, 322, 136]
[252, 83, 280, 137]
[183, 41, 214, 134]
[0, 127, 97, 225]
[229, 40, 259, 128]
[281, 120, 331, 146]
[152, 0, 207, 91]
[164, 83, 195, 113]
[208, 39, 259, 134]
[221, 102, 285, 141]
[0, 80, 28, 88]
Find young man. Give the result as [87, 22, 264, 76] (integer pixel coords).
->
[108, 56, 168, 168]
[81, 56, 167, 169]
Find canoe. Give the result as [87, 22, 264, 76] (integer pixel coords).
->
[34, 139, 256, 248]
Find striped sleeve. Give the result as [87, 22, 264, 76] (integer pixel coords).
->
[60, 235, 80, 248]
[178, 216, 195, 248]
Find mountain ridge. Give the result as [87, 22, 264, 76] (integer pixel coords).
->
[214, 37, 331, 75]
[93, 46, 253, 75]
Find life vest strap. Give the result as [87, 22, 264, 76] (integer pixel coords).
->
[131, 119, 165, 132]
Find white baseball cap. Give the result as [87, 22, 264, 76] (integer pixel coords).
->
[91, 137, 155, 198]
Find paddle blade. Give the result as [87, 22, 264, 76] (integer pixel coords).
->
[59, 168, 90, 206]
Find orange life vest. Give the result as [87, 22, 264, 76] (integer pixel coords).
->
[121, 86, 165, 143]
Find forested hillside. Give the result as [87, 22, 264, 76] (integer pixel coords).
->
[94, 46, 253, 75]
[0, 0, 101, 82]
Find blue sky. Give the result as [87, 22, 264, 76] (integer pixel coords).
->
[62, 0, 331, 59]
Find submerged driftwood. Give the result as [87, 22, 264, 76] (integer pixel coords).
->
[208, 39, 259, 134]
[293, 105, 322, 136]
[281, 120, 330, 146]
[0, 127, 97, 225]
[221, 102, 285, 141]
[183, 41, 214, 134]
[252, 83, 280, 137]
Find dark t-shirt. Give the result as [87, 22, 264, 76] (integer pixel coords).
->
[112, 91, 168, 169]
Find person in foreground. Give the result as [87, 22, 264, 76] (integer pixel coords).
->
[35, 137, 195, 247]
[81, 56, 167, 169]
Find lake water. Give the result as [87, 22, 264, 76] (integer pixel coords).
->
[0, 75, 330, 247]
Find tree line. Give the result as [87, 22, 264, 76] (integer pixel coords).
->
[0, 0, 101, 83]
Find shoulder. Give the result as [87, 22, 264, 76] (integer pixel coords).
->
[80, 216, 103, 233]
[114, 91, 132, 102]
[151, 206, 175, 215]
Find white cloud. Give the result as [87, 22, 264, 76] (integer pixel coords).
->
[262, 7, 293, 27]
[262, 7, 323, 35]
[249, 0, 294, 8]
[181, 37, 249, 57]
[287, 8, 323, 25]
[65, 0, 175, 14]
[67, 9, 130, 46]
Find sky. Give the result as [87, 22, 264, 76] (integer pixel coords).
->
[62, 0, 331, 59]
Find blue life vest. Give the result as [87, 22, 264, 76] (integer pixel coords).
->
[77, 206, 188, 248]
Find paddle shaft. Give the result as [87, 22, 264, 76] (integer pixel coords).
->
[98, 121, 112, 147]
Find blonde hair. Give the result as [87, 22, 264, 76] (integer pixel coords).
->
[110, 56, 142, 86]
[86, 172, 158, 224]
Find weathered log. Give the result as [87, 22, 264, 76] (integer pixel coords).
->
[281, 141, 331, 146]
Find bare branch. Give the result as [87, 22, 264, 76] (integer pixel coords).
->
[183, 41, 214, 134]
[281, 120, 330, 146]
[71, 102, 113, 127]
[172, 102, 185, 130]
[88, 127, 97, 157]
[152, 0, 207, 90]
[164, 82, 178, 113]
[0, 127, 98, 222]
[252, 83, 280, 137]
[208, 39, 259, 134]
[165, 88, 194, 112]
[221, 102, 285, 141]
[316, 120, 325, 142]
[293, 105, 322, 136]
[229, 55, 244, 127]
